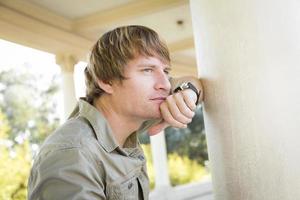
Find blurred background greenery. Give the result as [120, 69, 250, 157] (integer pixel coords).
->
[0, 64, 209, 200]
[0, 66, 60, 200]
[139, 105, 210, 189]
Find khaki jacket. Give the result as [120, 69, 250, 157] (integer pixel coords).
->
[28, 99, 157, 200]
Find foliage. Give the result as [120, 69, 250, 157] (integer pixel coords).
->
[0, 109, 32, 200]
[141, 144, 209, 189]
[141, 144, 155, 189]
[139, 108, 208, 166]
[138, 107, 209, 188]
[0, 66, 60, 200]
[0, 67, 60, 144]
[165, 107, 208, 165]
[168, 153, 207, 186]
[0, 108, 10, 139]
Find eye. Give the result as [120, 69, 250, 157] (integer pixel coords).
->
[164, 70, 170, 75]
[143, 68, 153, 73]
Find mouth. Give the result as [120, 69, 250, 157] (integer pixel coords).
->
[150, 97, 167, 101]
[150, 97, 167, 105]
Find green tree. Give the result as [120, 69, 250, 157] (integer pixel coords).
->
[0, 65, 61, 200]
[0, 109, 32, 200]
[139, 108, 208, 166]
[165, 107, 208, 165]
[0, 107, 10, 139]
[141, 144, 209, 188]
[0, 67, 60, 144]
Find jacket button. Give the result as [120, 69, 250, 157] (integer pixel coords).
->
[138, 155, 144, 161]
[128, 182, 133, 189]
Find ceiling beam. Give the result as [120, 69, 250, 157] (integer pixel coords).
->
[170, 63, 198, 77]
[168, 37, 195, 53]
[0, 5, 93, 59]
[0, 0, 72, 31]
[73, 0, 189, 32]
[170, 51, 198, 76]
[171, 54, 197, 67]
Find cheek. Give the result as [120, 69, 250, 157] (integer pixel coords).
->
[130, 79, 153, 93]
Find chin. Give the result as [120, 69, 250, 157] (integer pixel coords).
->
[142, 111, 161, 120]
[150, 112, 162, 119]
[138, 106, 162, 119]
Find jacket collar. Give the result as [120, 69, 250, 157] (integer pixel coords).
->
[69, 98, 139, 153]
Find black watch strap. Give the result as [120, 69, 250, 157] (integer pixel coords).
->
[174, 82, 200, 105]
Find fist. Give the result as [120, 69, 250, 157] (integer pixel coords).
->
[148, 88, 202, 136]
[160, 89, 197, 128]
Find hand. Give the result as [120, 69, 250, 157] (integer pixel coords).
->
[148, 89, 200, 136]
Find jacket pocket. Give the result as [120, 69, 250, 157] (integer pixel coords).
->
[106, 176, 139, 200]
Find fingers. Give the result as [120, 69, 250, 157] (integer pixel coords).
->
[173, 92, 195, 118]
[159, 91, 197, 128]
[160, 102, 188, 128]
[165, 95, 192, 124]
[181, 89, 197, 111]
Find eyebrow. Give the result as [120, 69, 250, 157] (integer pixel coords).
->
[137, 64, 172, 71]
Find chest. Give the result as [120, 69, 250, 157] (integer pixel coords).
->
[102, 149, 150, 200]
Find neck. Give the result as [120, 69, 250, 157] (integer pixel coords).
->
[93, 95, 143, 147]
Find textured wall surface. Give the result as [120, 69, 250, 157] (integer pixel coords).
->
[190, 0, 300, 199]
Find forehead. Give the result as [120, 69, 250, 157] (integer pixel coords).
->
[127, 55, 170, 69]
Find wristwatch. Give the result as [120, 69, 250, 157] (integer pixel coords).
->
[174, 82, 200, 105]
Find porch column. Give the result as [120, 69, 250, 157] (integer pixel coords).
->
[190, 0, 300, 199]
[56, 54, 78, 120]
[150, 132, 171, 193]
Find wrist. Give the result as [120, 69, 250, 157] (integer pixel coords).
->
[186, 89, 198, 103]
[174, 82, 200, 105]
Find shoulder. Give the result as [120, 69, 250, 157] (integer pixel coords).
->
[28, 118, 106, 198]
[28, 145, 106, 199]
[42, 117, 95, 148]
[33, 116, 103, 167]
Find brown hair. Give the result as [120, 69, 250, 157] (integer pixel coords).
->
[85, 25, 170, 103]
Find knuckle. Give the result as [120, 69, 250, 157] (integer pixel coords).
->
[160, 101, 166, 107]
[181, 117, 190, 124]
[174, 92, 181, 99]
[181, 110, 189, 118]
[189, 103, 196, 110]
[184, 109, 193, 117]
[164, 116, 173, 123]
[182, 89, 189, 95]
[174, 113, 182, 120]
[191, 111, 195, 117]
[185, 118, 191, 124]
[166, 95, 173, 101]
[160, 104, 166, 111]
[188, 111, 195, 118]
[183, 119, 190, 124]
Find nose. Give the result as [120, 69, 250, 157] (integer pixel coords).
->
[154, 70, 171, 92]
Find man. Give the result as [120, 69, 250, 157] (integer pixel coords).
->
[28, 25, 203, 200]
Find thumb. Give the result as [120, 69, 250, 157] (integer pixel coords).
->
[147, 120, 169, 136]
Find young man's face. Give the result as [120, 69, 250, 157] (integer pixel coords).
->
[111, 55, 171, 121]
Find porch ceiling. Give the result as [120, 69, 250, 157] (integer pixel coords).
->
[0, 0, 197, 76]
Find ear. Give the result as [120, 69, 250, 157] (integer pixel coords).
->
[97, 79, 114, 94]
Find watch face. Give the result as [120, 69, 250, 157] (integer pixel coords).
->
[181, 82, 189, 90]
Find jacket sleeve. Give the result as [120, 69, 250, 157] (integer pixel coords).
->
[28, 147, 106, 200]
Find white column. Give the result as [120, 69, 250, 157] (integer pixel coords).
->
[56, 54, 78, 120]
[190, 0, 300, 199]
[150, 132, 170, 191]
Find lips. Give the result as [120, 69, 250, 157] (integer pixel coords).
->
[150, 97, 167, 106]
[150, 97, 167, 101]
